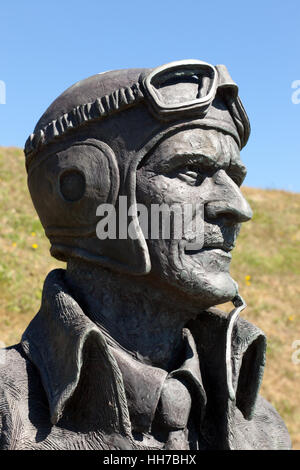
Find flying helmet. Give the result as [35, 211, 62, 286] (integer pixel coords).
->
[25, 59, 250, 275]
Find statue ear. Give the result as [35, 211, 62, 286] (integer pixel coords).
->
[68, 139, 120, 208]
[28, 138, 120, 239]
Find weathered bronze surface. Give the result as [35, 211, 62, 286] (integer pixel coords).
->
[0, 60, 291, 449]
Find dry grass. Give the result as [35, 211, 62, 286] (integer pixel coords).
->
[228, 186, 300, 449]
[0, 147, 65, 345]
[0, 147, 299, 448]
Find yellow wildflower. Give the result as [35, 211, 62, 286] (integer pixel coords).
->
[32, 243, 38, 249]
[31, 232, 36, 237]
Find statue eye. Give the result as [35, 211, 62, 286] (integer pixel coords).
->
[177, 165, 206, 185]
[183, 169, 198, 178]
[228, 171, 246, 187]
[59, 169, 86, 202]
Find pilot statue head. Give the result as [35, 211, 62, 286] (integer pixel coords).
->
[25, 59, 252, 310]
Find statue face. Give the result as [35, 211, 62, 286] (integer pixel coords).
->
[136, 127, 252, 308]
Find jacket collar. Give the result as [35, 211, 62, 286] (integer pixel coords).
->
[21, 269, 131, 435]
[111, 327, 206, 433]
[21, 269, 266, 440]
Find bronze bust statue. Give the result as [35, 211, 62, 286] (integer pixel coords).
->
[0, 60, 291, 450]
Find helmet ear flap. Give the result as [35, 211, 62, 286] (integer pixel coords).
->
[75, 139, 151, 275]
[117, 153, 152, 275]
[90, 143, 151, 275]
[28, 137, 151, 275]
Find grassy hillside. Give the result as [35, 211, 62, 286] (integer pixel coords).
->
[0, 146, 299, 448]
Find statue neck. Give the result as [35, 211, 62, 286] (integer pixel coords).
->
[65, 259, 199, 371]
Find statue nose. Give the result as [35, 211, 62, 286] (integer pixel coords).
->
[205, 170, 253, 223]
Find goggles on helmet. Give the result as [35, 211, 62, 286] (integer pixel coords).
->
[142, 59, 219, 119]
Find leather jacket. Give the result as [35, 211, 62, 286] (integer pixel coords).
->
[0, 269, 291, 450]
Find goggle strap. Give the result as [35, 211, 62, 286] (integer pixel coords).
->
[215, 64, 239, 99]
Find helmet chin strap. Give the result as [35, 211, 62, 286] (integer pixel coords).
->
[225, 292, 247, 401]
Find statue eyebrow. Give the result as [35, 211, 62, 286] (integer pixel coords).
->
[156, 151, 226, 172]
[227, 160, 247, 184]
[150, 150, 247, 184]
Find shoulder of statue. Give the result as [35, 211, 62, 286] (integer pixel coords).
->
[0, 343, 36, 397]
[233, 394, 292, 449]
[0, 343, 34, 447]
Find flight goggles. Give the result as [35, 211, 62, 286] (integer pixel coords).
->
[142, 59, 232, 118]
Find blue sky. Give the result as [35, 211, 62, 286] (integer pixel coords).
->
[0, 0, 300, 191]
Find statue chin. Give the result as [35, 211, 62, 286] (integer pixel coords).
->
[149, 241, 238, 309]
[181, 247, 238, 306]
[175, 268, 238, 309]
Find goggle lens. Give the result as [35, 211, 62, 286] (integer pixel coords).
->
[143, 60, 217, 118]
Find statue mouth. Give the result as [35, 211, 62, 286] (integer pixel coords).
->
[185, 241, 234, 255]
[205, 242, 234, 253]
[206, 247, 233, 259]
